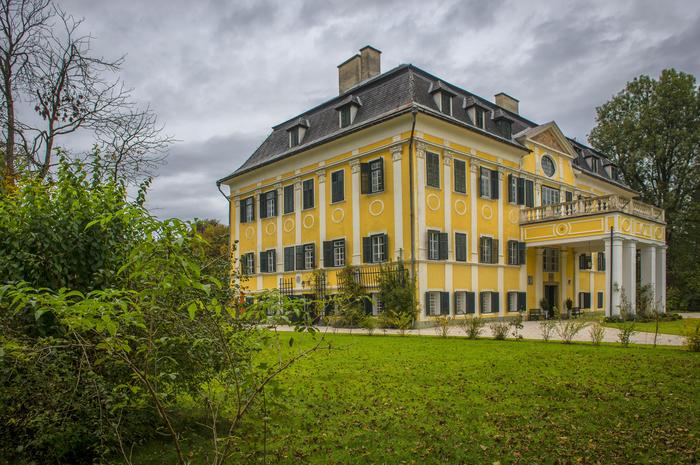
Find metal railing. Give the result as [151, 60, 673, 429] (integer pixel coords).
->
[520, 194, 665, 224]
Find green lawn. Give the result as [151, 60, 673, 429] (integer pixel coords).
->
[134, 334, 700, 465]
[604, 318, 699, 336]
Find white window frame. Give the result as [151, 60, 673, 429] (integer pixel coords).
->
[370, 159, 383, 193]
[481, 292, 493, 313]
[541, 185, 560, 206]
[428, 231, 440, 260]
[267, 250, 275, 273]
[265, 194, 275, 217]
[243, 253, 254, 275]
[333, 240, 345, 267]
[243, 197, 254, 222]
[507, 240, 519, 266]
[480, 236, 493, 264]
[455, 291, 466, 315]
[304, 244, 314, 270]
[508, 291, 518, 312]
[373, 293, 383, 315]
[541, 154, 556, 177]
[427, 291, 438, 316]
[371, 234, 385, 263]
[480, 167, 491, 198]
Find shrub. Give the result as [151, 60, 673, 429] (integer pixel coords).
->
[556, 320, 589, 344]
[617, 322, 637, 347]
[460, 316, 485, 339]
[589, 322, 606, 345]
[361, 316, 378, 336]
[434, 316, 451, 338]
[378, 260, 417, 326]
[392, 313, 414, 336]
[334, 266, 368, 327]
[683, 320, 700, 352]
[510, 314, 524, 339]
[539, 319, 557, 342]
[490, 320, 510, 340]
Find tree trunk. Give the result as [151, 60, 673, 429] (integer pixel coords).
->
[2, 67, 17, 185]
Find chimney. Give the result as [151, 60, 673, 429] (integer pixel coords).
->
[338, 46, 382, 94]
[494, 92, 519, 114]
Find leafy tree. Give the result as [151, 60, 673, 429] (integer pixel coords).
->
[589, 69, 700, 309]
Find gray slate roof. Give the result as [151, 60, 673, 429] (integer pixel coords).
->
[219, 64, 626, 189]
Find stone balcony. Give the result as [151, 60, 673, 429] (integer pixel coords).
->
[520, 195, 665, 225]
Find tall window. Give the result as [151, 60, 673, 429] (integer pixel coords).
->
[333, 240, 345, 267]
[479, 167, 491, 198]
[262, 190, 276, 218]
[597, 252, 606, 271]
[579, 254, 592, 270]
[371, 234, 386, 263]
[304, 244, 315, 270]
[541, 186, 560, 206]
[453, 158, 466, 193]
[543, 248, 560, 272]
[241, 197, 255, 223]
[302, 179, 314, 209]
[242, 253, 255, 275]
[428, 230, 440, 260]
[426, 152, 440, 188]
[283, 185, 294, 214]
[455, 232, 467, 262]
[508, 240, 526, 266]
[441, 93, 451, 115]
[370, 159, 383, 193]
[339, 105, 351, 128]
[480, 291, 499, 313]
[331, 170, 344, 203]
[479, 236, 498, 264]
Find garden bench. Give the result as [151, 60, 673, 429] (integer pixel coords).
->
[528, 308, 543, 321]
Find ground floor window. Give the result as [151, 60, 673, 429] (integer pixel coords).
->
[480, 291, 500, 314]
[425, 291, 449, 316]
[454, 291, 476, 314]
[507, 291, 526, 312]
[579, 292, 591, 309]
[597, 291, 604, 309]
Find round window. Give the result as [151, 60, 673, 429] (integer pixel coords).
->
[541, 155, 556, 177]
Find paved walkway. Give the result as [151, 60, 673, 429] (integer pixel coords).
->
[279, 320, 686, 346]
[679, 312, 700, 319]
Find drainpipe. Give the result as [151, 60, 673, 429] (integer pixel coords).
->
[609, 225, 613, 318]
[407, 108, 418, 281]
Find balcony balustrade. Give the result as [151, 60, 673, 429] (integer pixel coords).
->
[520, 195, 665, 224]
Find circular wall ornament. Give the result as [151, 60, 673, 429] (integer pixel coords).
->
[556, 223, 570, 236]
[283, 218, 294, 233]
[655, 227, 663, 240]
[454, 199, 467, 216]
[244, 226, 254, 240]
[481, 205, 493, 220]
[621, 218, 631, 232]
[369, 199, 385, 217]
[303, 214, 315, 229]
[331, 207, 345, 224]
[508, 209, 519, 224]
[541, 154, 556, 177]
[427, 193, 441, 211]
[265, 223, 276, 235]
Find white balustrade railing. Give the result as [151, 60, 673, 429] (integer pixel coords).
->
[520, 195, 665, 224]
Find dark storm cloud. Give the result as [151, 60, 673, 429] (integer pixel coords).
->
[57, 0, 700, 222]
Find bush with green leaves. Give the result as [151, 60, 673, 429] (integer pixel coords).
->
[334, 265, 369, 327]
[539, 319, 557, 342]
[510, 314, 524, 339]
[490, 320, 510, 340]
[556, 320, 589, 344]
[377, 260, 417, 327]
[618, 322, 637, 348]
[460, 315, 485, 339]
[434, 316, 451, 338]
[684, 320, 700, 352]
[589, 322, 606, 345]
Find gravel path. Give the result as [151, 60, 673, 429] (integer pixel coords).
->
[278, 320, 686, 346]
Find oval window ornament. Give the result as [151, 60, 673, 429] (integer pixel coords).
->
[542, 155, 556, 177]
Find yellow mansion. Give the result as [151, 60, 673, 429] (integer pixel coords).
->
[217, 46, 666, 321]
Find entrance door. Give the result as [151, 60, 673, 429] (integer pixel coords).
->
[544, 284, 558, 317]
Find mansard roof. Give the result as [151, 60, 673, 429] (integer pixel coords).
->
[219, 64, 625, 188]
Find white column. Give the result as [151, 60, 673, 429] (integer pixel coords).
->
[317, 170, 326, 267]
[391, 144, 404, 259]
[276, 184, 283, 284]
[497, 170, 504, 315]
[294, 180, 302, 290]
[589, 256, 595, 311]
[350, 160, 361, 265]
[255, 189, 263, 290]
[560, 247, 568, 311]
[469, 161, 479, 305]
[610, 235, 623, 315]
[444, 151, 453, 297]
[604, 239, 611, 316]
[640, 246, 657, 302]
[535, 248, 543, 308]
[656, 246, 666, 313]
[534, 180, 542, 207]
[573, 251, 581, 307]
[623, 241, 637, 314]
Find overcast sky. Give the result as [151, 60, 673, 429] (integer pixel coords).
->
[59, 0, 700, 224]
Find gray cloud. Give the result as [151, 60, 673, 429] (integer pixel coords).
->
[57, 0, 700, 222]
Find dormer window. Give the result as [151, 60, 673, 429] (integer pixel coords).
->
[287, 118, 309, 148]
[475, 107, 485, 129]
[335, 95, 362, 128]
[492, 109, 514, 138]
[463, 96, 490, 130]
[429, 80, 456, 116]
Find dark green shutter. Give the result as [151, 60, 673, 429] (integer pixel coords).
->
[382, 234, 389, 261]
[425, 292, 431, 316]
[284, 247, 294, 271]
[466, 292, 475, 314]
[518, 292, 526, 312]
[362, 236, 372, 263]
[323, 241, 333, 267]
[479, 291, 488, 313]
[284, 185, 294, 213]
[259, 251, 267, 273]
[440, 292, 450, 315]
[360, 163, 370, 194]
[454, 159, 466, 193]
[490, 169, 499, 199]
[491, 292, 500, 313]
[455, 233, 466, 261]
[295, 245, 304, 271]
[491, 239, 499, 264]
[250, 253, 255, 274]
[519, 242, 526, 265]
[525, 180, 534, 207]
[377, 158, 385, 192]
[239, 199, 246, 223]
[259, 193, 266, 218]
[565, 190, 573, 203]
[439, 232, 448, 260]
[271, 191, 278, 216]
[517, 177, 525, 205]
[309, 243, 316, 269]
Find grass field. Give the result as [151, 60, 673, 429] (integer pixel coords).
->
[603, 318, 699, 336]
[134, 333, 700, 465]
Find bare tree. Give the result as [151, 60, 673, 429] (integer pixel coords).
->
[0, 0, 51, 183]
[1, 0, 172, 183]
